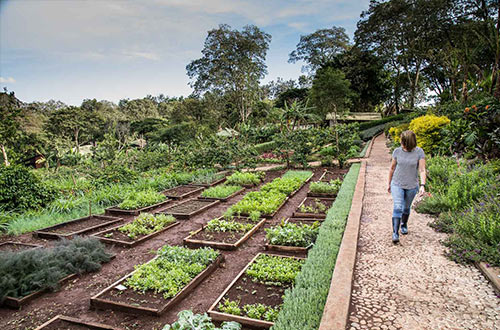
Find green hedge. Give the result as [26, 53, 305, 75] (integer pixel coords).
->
[360, 123, 385, 141]
[272, 163, 361, 330]
[358, 113, 406, 130]
[255, 141, 277, 154]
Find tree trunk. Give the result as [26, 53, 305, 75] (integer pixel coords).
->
[75, 128, 80, 153]
[1, 144, 10, 166]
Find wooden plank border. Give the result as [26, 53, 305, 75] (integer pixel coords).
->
[162, 185, 205, 200]
[34, 315, 121, 330]
[197, 186, 245, 202]
[184, 217, 266, 250]
[33, 215, 123, 240]
[318, 160, 366, 330]
[91, 254, 223, 316]
[292, 197, 336, 219]
[0, 241, 42, 252]
[161, 199, 220, 220]
[105, 199, 172, 216]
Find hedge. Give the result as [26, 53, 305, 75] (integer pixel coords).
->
[358, 113, 407, 130]
[360, 123, 385, 141]
[272, 163, 361, 330]
[255, 141, 277, 154]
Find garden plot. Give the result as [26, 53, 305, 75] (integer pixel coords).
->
[319, 168, 348, 182]
[161, 199, 220, 220]
[33, 215, 123, 240]
[307, 178, 342, 198]
[225, 171, 264, 188]
[184, 215, 266, 250]
[209, 253, 304, 329]
[0, 241, 41, 253]
[198, 184, 245, 202]
[293, 197, 335, 219]
[265, 218, 322, 254]
[105, 190, 171, 216]
[92, 213, 179, 248]
[162, 185, 204, 199]
[190, 171, 228, 187]
[34, 315, 118, 330]
[91, 246, 223, 316]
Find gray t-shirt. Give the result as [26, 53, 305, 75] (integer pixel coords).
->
[391, 146, 425, 189]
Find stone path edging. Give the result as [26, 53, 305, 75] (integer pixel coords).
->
[318, 160, 367, 330]
[476, 262, 500, 295]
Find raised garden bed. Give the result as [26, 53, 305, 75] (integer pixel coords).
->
[1, 273, 77, 309]
[34, 315, 119, 330]
[208, 253, 304, 329]
[162, 185, 205, 199]
[319, 169, 348, 182]
[161, 199, 220, 220]
[90, 248, 223, 316]
[293, 197, 335, 219]
[184, 216, 266, 250]
[190, 172, 228, 187]
[33, 215, 123, 240]
[92, 217, 180, 248]
[0, 241, 42, 253]
[198, 185, 245, 202]
[307, 179, 342, 198]
[105, 199, 171, 216]
[264, 218, 322, 254]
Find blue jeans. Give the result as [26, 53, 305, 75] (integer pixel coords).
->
[391, 183, 418, 218]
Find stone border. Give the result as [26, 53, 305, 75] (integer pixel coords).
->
[318, 160, 367, 330]
[476, 262, 500, 295]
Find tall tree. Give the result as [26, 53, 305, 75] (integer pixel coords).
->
[186, 24, 271, 123]
[289, 26, 350, 74]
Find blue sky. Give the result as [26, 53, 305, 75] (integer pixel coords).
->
[0, 0, 369, 105]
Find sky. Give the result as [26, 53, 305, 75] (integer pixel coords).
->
[0, 0, 370, 105]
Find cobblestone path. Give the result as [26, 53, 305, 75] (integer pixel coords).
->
[347, 135, 500, 330]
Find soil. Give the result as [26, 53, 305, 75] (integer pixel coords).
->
[93, 221, 176, 243]
[0, 166, 346, 330]
[40, 319, 91, 330]
[216, 274, 288, 310]
[0, 242, 40, 252]
[163, 185, 204, 198]
[40, 216, 121, 235]
[298, 197, 334, 214]
[320, 167, 349, 182]
[189, 217, 258, 244]
[163, 199, 217, 215]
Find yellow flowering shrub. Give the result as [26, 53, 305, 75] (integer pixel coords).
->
[409, 115, 451, 154]
[388, 123, 409, 142]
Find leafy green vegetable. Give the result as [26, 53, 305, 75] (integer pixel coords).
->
[244, 303, 280, 322]
[309, 179, 342, 195]
[201, 185, 243, 199]
[205, 218, 254, 233]
[265, 221, 320, 247]
[218, 298, 242, 315]
[118, 213, 176, 239]
[225, 171, 263, 186]
[246, 254, 304, 286]
[118, 189, 166, 210]
[163, 310, 241, 330]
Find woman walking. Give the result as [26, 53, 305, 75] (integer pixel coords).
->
[387, 130, 426, 243]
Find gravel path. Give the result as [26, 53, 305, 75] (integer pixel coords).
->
[347, 134, 500, 330]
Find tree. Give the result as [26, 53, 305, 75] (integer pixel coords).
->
[118, 98, 159, 120]
[186, 24, 271, 123]
[309, 67, 355, 152]
[289, 26, 350, 74]
[0, 104, 21, 166]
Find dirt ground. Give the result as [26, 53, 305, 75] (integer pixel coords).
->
[0, 166, 347, 330]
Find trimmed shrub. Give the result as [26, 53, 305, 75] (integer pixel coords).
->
[255, 141, 277, 154]
[358, 113, 406, 130]
[272, 163, 360, 330]
[388, 123, 409, 142]
[408, 115, 450, 154]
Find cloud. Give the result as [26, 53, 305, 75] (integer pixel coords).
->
[122, 51, 160, 61]
[288, 22, 309, 31]
[0, 77, 15, 83]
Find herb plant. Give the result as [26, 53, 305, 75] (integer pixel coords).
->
[218, 298, 242, 315]
[299, 199, 328, 214]
[201, 185, 242, 199]
[118, 213, 176, 239]
[163, 310, 241, 330]
[246, 254, 304, 286]
[225, 171, 263, 186]
[243, 303, 280, 322]
[266, 221, 320, 247]
[190, 170, 225, 185]
[205, 218, 254, 233]
[118, 189, 166, 210]
[309, 179, 342, 195]
[125, 246, 219, 299]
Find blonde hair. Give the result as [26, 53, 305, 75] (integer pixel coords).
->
[400, 130, 417, 151]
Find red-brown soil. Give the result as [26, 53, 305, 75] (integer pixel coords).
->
[0, 166, 346, 330]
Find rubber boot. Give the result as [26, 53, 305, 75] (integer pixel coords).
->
[392, 217, 401, 243]
[401, 213, 409, 235]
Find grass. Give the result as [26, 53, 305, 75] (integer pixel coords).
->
[271, 162, 360, 330]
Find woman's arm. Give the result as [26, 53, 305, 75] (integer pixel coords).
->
[419, 158, 426, 193]
[388, 158, 397, 193]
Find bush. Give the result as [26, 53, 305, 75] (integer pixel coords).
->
[0, 237, 112, 301]
[255, 141, 277, 154]
[118, 189, 166, 210]
[272, 163, 360, 330]
[358, 113, 407, 130]
[0, 165, 57, 212]
[408, 115, 451, 154]
[360, 123, 385, 141]
[388, 123, 409, 142]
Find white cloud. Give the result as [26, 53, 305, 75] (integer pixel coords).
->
[122, 51, 160, 61]
[288, 22, 309, 31]
[0, 77, 15, 83]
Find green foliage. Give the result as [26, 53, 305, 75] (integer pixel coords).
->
[0, 237, 111, 301]
[359, 123, 385, 141]
[443, 234, 500, 267]
[272, 163, 360, 330]
[205, 218, 254, 233]
[126, 246, 219, 299]
[309, 179, 342, 195]
[201, 185, 242, 199]
[266, 221, 320, 247]
[163, 310, 241, 330]
[225, 171, 263, 186]
[92, 164, 138, 186]
[118, 189, 166, 210]
[255, 141, 277, 154]
[218, 299, 242, 315]
[299, 199, 328, 214]
[246, 254, 304, 286]
[244, 303, 280, 322]
[190, 170, 224, 185]
[388, 123, 410, 143]
[0, 165, 57, 212]
[408, 115, 451, 154]
[118, 213, 176, 239]
[358, 113, 407, 131]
